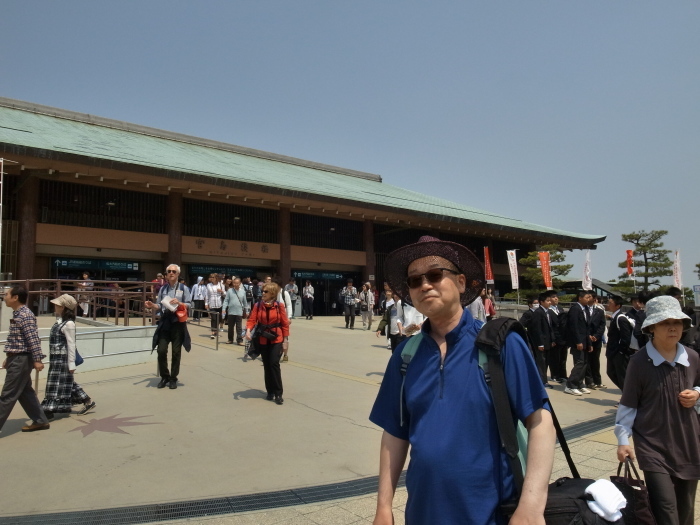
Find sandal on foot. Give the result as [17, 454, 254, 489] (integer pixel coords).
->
[78, 401, 96, 415]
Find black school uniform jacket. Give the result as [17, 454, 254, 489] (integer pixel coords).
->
[529, 306, 554, 349]
[606, 310, 633, 357]
[566, 302, 590, 348]
[589, 307, 606, 347]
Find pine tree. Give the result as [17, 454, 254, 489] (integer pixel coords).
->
[616, 230, 673, 291]
[518, 244, 573, 289]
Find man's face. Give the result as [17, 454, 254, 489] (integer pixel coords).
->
[530, 301, 539, 310]
[550, 295, 559, 306]
[233, 279, 241, 289]
[4, 290, 19, 309]
[540, 297, 551, 309]
[579, 294, 592, 305]
[407, 256, 465, 318]
[631, 299, 642, 310]
[347, 281, 353, 288]
[166, 267, 179, 284]
[265, 276, 272, 283]
[587, 295, 596, 306]
[605, 300, 618, 313]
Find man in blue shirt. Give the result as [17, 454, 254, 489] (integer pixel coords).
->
[370, 236, 555, 525]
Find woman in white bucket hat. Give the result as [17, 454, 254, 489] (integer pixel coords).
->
[614, 295, 699, 525]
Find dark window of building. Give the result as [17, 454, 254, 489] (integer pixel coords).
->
[39, 180, 166, 233]
[291, 213, 363, 251]
[2, 175, 19, 221]
[183, 198, 278, 243]
[373, 225, 483, 255]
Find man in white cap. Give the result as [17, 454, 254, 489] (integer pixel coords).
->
[370, 236, 554, 525]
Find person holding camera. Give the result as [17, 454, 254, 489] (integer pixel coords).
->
[245, 282, 290, 405]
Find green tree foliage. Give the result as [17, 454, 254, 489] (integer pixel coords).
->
[616, 230, 672, 291]
[696, 262, 700, 280]
[519, 244, 573, 289]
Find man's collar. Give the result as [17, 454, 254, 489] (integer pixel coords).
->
[645, 342, 690, 367]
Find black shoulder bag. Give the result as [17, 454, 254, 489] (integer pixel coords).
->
[477, 318, 620, 525]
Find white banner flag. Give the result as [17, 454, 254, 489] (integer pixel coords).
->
[673, 250, 682, 289]
[582, 250, 592, 291]
[506, 250, 519, 290]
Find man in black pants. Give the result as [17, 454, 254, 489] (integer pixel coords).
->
[605, 295, 633, 391]
[340, 279, 358, 329]
[564, 290, 593, 396]
[529, 292, 556, 388]
[548, 292, 568, 383]
[145, 264, 192, 390]
[586, 293, 606, 389]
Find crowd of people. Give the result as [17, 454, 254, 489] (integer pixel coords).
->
[1, 243, 698, 524]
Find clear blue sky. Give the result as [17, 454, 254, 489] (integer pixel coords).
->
[2, 1, 699, 288]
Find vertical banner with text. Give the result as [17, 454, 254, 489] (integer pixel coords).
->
[506, 250, 519, 290]
[626, 250, 634, 276]
[673, 250, 682, 289]
[538, 251, 552, 290]
[484, 247, 494, 285]
[582, 250, 592, 291]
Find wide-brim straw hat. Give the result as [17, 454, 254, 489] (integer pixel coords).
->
[384, 235, 484, 307]
[50, 294, 78, 311]
[640, 295, 691, 334]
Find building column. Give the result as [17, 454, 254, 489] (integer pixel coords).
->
[167, 192, 183, 268]
[363, 219, 375, 285]
[277, 206, 291, 280]
[16, 171, 39, 280]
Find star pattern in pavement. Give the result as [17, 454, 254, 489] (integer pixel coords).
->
[70, 414, 161, 437]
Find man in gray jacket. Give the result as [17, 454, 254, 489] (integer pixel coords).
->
[222, 277, 248, 345]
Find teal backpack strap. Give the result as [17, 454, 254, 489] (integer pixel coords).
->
[399, 333, 423, 428]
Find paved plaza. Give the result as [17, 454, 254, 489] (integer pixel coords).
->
[0, 314, 697, 524]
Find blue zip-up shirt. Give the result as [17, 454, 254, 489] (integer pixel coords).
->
[370, 308, 548, 525]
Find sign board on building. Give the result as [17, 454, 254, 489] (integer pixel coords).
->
[292, 270, 345, 281]
[694, 285, 700, 307]
[368, 275, 375, 281]
[188, 265, 257, 277]
[52, 258, 139, 271]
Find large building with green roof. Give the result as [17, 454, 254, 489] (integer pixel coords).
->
[0, 97, 604, 314]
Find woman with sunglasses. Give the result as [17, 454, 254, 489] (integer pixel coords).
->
[245, 282, 290, 405]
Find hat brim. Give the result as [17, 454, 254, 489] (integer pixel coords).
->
[384, 239, 484, 307]
[641, 315, 692, 334]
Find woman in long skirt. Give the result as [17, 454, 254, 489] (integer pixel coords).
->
[41, 294, 96, 419]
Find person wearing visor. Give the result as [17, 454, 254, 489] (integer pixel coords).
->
[615, 296, 700, 525]
[369, 236, 554, 525]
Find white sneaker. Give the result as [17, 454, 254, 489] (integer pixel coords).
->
[564, 387, 583, 396]
[580, 387, 591, 394]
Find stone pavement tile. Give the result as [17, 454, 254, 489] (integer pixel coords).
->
[579, 456, 619, 472]
[304, 506, 366, 525]
[336, 495, 377, 518]
[295, 503, 336, 515]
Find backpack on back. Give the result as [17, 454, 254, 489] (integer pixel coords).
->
[617, 314, 639, 352]
[399, 317, 613, 525]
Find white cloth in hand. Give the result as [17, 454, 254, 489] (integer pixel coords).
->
[585, 479, 626, 522]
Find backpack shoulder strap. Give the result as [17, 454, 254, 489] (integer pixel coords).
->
[476, 318, 579, 494]
[398, 333, 424, 427]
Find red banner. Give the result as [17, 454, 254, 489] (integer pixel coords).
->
[626, 250, 634, 276]
[539, 251, 552, 290]
[484, 247, 494, 284]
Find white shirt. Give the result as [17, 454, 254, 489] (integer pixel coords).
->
[205, 282, 225, 308]
[398, 303, 425, 334]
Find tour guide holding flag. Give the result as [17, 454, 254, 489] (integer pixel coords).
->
[369, 236, 555, 525]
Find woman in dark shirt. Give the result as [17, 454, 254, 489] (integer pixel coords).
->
[615, 296, 700, 525]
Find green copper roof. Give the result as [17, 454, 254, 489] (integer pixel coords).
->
[0, 98, 604, 245]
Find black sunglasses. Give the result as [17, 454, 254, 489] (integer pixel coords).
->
[406, 268, 459, 289]
[166, 269, 178, 274]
